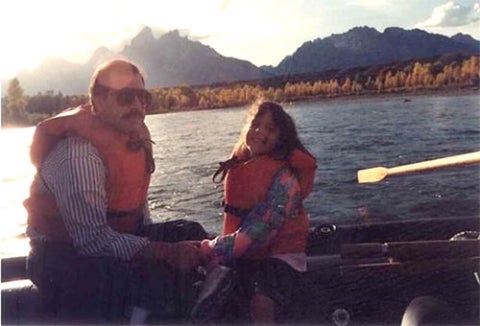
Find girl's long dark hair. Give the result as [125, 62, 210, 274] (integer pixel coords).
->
[213, 100, 314, 182]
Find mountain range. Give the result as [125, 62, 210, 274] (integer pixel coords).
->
[6, 26, 480, 95]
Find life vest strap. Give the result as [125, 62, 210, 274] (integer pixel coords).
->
[223, 203, 250, 219]
[107, 208, 144, 234]
[107, 208, 143, 219]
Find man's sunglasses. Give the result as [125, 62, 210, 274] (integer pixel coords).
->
[95, 83, 153, 107]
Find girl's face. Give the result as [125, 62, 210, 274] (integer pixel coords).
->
[246, 110, 280, 157]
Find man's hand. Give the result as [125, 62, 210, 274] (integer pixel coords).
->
[142, 241, 206, 270]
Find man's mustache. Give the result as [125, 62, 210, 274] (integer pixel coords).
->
[122, 111, 144, 120]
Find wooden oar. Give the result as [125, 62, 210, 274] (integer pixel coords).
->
[357, 151, 480, 183]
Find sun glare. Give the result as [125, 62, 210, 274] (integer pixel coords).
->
[0, 127, 35, 257]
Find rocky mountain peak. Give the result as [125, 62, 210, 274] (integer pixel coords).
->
[6, 25, 479, 95]
[130, 26, 156, 48]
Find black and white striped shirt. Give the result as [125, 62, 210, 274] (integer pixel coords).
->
[27, 137, 150, 261]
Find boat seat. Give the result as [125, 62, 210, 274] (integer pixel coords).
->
[306, 254, 342, 271]
[1, 279, 51, 324]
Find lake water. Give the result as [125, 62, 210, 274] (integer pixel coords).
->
[1, 94, 479, 258]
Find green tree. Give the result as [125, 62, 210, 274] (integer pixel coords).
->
[2, 78, 28, 127]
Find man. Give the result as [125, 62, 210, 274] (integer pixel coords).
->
[25, 59, 207, 324]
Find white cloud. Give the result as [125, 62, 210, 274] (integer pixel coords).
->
[416, 1, 480, 27]
[346, 0, 393, 10]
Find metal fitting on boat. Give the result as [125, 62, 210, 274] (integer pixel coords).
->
[332, 308, 350, 326]
[319, 224, 336, 234]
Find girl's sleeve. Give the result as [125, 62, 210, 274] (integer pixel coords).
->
[208, 167, 302, 266]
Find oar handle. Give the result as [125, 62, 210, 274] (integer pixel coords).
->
[387, 151, 480, 176]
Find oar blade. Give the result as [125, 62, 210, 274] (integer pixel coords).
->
[357, 167, 388, 183]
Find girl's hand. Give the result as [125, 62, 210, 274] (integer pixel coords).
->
[200, 239, 213, 257]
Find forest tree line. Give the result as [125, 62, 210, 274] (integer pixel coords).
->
[2, 54, 479, 127]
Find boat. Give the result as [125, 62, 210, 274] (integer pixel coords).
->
[2, 153, 480, 325]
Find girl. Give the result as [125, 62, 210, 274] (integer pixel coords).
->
[199, 100, 317, 323]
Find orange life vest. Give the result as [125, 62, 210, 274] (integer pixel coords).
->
[222, 150, 316, 259]
[24, 106, 152, 241]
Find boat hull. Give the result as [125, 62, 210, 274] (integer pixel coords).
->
[2, 215, 479, 325]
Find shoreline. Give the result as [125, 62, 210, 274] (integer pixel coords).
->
[2, 87, 479, 128]
[154, 86, 480, 116]
[285, 86, 480, 106]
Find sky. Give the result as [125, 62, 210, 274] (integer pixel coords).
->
[1, 0, 479, 80]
